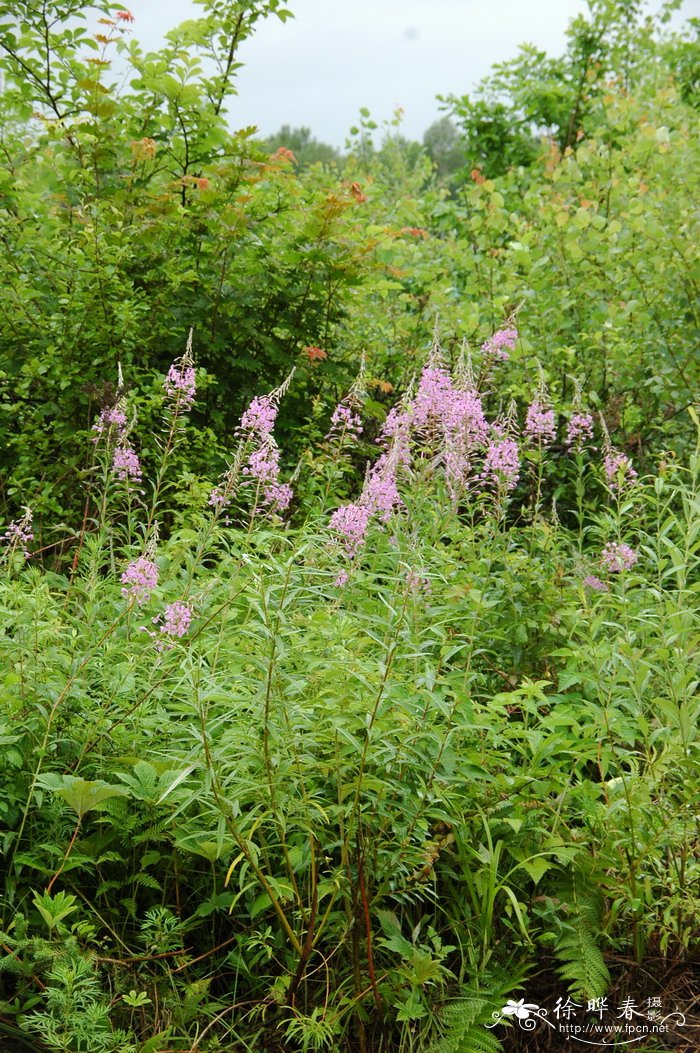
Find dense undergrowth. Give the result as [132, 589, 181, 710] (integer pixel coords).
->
[1, 1, 699, 1050]
[1, 327, 698, 1051]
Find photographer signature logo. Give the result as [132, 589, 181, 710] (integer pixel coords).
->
[487, 994, 687, 1046]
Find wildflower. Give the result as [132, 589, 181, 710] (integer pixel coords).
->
[327, 402, 362, 440]
[121, 555, 158, 604]
[443, 387, 489, 499]
[600, 542, 638, 573]
[241, 394, 277, 436]
[603, 449, 638, 492]
[164, 330, 196, 410]
[334, 569, 349, 587]
[524, 400, 556, 446]
[328, 361, 365, 442]
[481, 325, 518, 362]
[583, 574, 609, 592]
[239, 371, 295, 514]
[364, 454, 402, 523]
[379, 406, 412, 466]
[406, 569, 431, 596]
[482, 427, 520, 492]
[93, 400, 128, 442]
[154, 601, 192, 638]
[112, 441, 142, 483]
[524, 367, 556, 448]
[413, 363, 455, 429]
[329, 502, 372, 558]
[566, 411, 595, 449]
[116, 9, 135, 22]
[3, 506, 33, 558]
[600, 414, 637, 492]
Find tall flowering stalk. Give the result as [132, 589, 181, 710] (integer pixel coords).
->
[329, 392, 411, 576]
[327, 355, 366, 445]
[599, 414, 637, 495]
[235, 369, 296, 519]
[145, 330, 197, 534]
[566, 378, 595, 547]
[121, 529, 159, 606]
[2, 506, 34, 564]
[482, 402, 521, 507]
[442, 347, 489, 503]
[524, 366, 556, 518]
[91, 370, 143, 537]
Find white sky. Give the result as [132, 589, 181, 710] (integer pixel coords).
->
[127, 0, 699, 146]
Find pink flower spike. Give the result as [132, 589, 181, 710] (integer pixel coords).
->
[583, 574, 609, 592]
[164, 330, 196, 410]
[481, 326, 518, 361]
[600, 542, 638, 573]
[482, 432, 520, 492]
[524, 400, 556, 447]
[566, 411, 594, 450]
[603, 450, 637, 492]
[121, 556, 158, 605]
[112, 442, 142, 483]
[3, 506, 33, 558]
[157, 601, 192, 638]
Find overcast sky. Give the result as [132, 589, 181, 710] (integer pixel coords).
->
[128, 0, 699, 147]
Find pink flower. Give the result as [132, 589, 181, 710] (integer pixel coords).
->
[3, 506, 33, 558]
[566, 412, 594, 450]
[329, 503, 372, 557]
[583, 574, 608, 592]
[93, 403, 127, 441]
[112, 442, 142, 483]
[241, 395, 277, 437]
[481, 326, 518, 362]
[482, 431, 520, 492]
[237, 374, 295, 515]
[121, 556, 158, 604]
[413, 365, 455, 429]
[603, 450, 637, 492]
[164, 363, 196, 406]
[335, 569, 349, 587]
[155, 601, 192, 638]
[164, 332, 196, 410]
[600, 542, 638, 573]
[524, 400, 556, 447]
[327, 401, 362, 440]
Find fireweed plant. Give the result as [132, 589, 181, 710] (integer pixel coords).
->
[0, 325, 698, 1053]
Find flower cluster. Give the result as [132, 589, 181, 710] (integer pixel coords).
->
[327, 401, 362, 441]
[164, 332, 196, 410]
[93, 401, 128, 441]
[601, 542, 638, 573]
[566, 411, 595, 449]
[603, 449, 638, 492]
[482, 428, 520, 492]
[121, 555, 158, 604]
[524, 369, 556, 448]
[112, 442, 142, 483]
[583, 574, 609, 592]
[238, 372, 295, 514]
[524, 400, 556, 447]
[156, 601, 192, 638]
[3, 506, 33, 559]
[481, 326, 518, 362]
